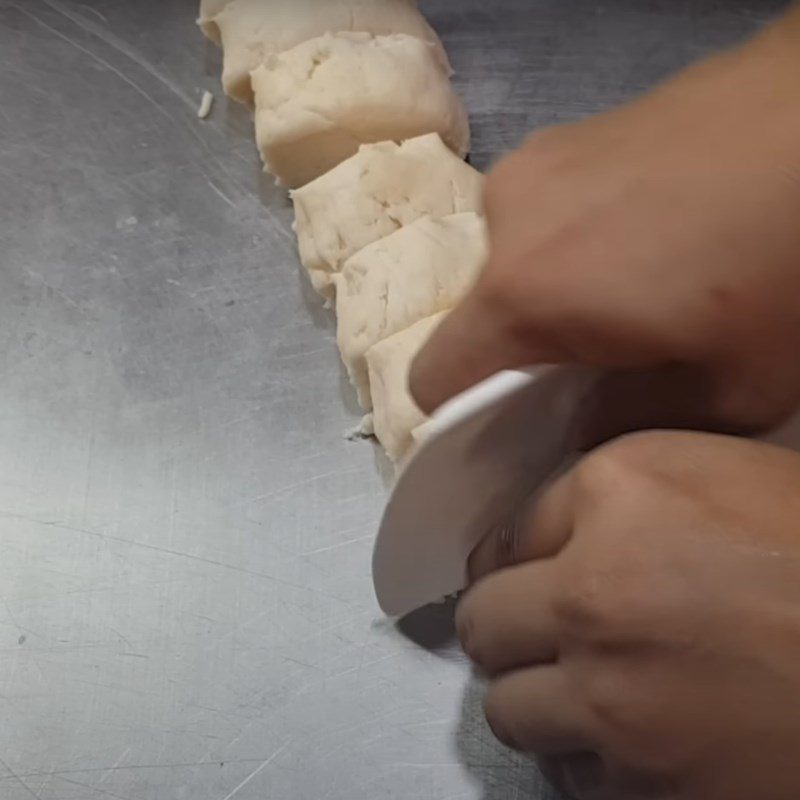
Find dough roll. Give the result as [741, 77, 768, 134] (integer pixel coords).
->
[252, 33, 469, 189]
[334, 212, 488, 409]
[202, 0, 451, 105]
[292, 133, 483, 295]
[366, 311, 447, 462]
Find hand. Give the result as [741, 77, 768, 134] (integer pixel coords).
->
[411, 7, 800, 441]
[456, 431, 800, 800]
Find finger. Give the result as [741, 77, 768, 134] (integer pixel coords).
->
[484, 665, 594, 755]
[539, 752, 608, 800]
[457, 562, 559, 675]
[572, 363, 770, 450]
[543, 754, 666, 800]
[409, 287, 562, 415]
[468, 469, 576, 583]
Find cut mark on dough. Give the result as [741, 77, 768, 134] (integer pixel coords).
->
[306, 50, 331, 80]
[377, 199, 402, 230]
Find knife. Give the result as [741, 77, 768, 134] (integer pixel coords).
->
[372, 365, 599, 616]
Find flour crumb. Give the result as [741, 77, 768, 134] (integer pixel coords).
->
[197, 90, 214, 120]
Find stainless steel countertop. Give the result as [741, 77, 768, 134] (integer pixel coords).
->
[0, 1, 786, 798]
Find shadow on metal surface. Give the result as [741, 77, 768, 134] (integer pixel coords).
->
[455, 677, 563, 800]
[395, 597, 458, 653]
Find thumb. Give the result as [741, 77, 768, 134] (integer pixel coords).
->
[409, 288, 562, 414]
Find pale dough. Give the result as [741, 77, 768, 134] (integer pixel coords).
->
[252, 32, 470, 189]
[197, 0, 233, 43]
[366, 311, 447, 462]
[197, 90, 214, 119]
[334, 213, 488, 409]
[410, 419, 436, 448]
[292, 133, 484, 295]
[209, 0, 450, 106]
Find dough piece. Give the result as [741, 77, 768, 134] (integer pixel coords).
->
[212, 0, 451, 106]
[345, 414, 375, 441]
[334, 213, 488, 409]
[197, 0, 233, 44]
[366, 312, 446, 462]
[197, 90, 214, 119]
[410, 419, 436, 448]
[292, 133, 484, 294]
[252, 33, 470, 189]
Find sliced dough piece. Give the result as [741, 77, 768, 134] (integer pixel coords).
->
[334, 213, 488, 409]
[213, 0, 451, 106]
[252, 33, 470, 189]
[197, 0, 233, 44]
[292, 133, 483, 295]
[411, 419, 436, 449]
[366, 312, 446, 462]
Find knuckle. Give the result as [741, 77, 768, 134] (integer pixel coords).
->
[555, 570, 617, 637]
[574, 429, 697, 499]
[710, 378, 795, 434]
[573, 434, 656, 498]
[579, 668, 633, 731]
[494, 515, 523, 569]
[483, 685, 520, 751]
[576, 671, 663, 768]
[554, 561, 641, 645]
[456, 578, 512, 673]
[455, 586, 490, 668]
[579, 679, 675, 786]
[455, 594, 477, 658]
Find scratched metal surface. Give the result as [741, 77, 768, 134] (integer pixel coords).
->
[0, 0, 786, 798]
